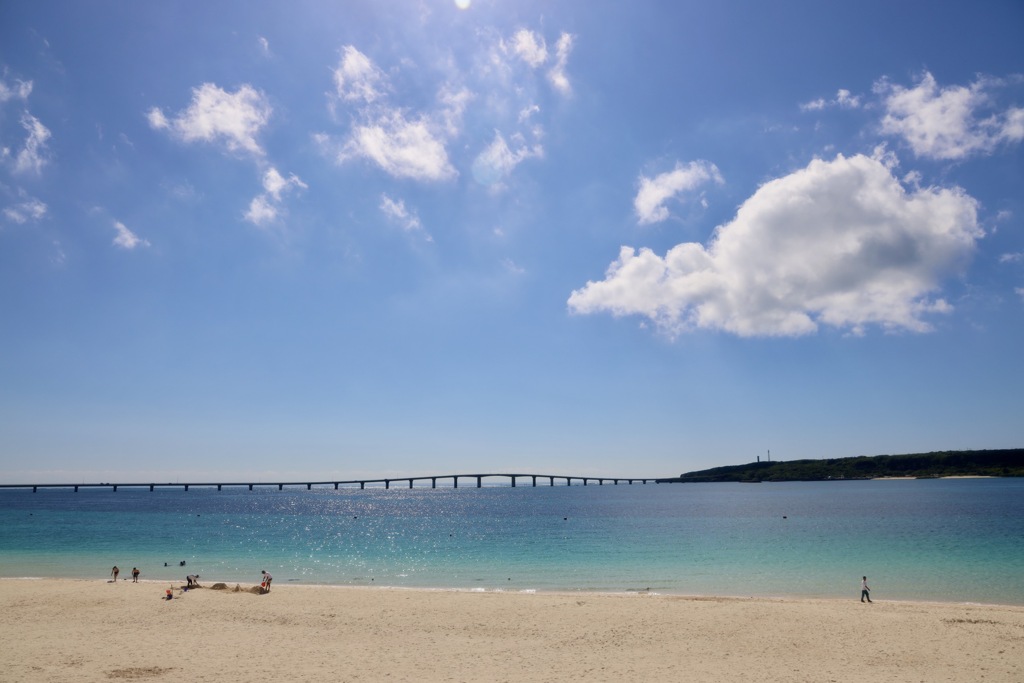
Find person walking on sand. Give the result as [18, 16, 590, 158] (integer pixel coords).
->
[861, 576, 873, 603]
[131, 567, 140, 583]
[110, 566, 119, 582]
[261, 570, 272, 592]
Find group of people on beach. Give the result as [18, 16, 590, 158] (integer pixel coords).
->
[109, 566, 141, 582]
[110, 565, 273, 595]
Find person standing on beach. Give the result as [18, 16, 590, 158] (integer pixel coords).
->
[261, 570, 272, 592]
[131, 567, 140, 583]
[110, 566, 119, 582]
[861, 576, 872, 603]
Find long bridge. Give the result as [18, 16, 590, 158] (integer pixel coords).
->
[1, 473, 665, 493]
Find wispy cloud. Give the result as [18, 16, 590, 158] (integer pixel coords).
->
[3, 196, 47, 224]
[245, 167, 307, 226]
[148, 83, 272, 156]
[800, 88, 861, 112]
[14, 113, 51, 175]
[503, 29, 575, 95]
[323, 46, 456, 182]
[112, 220, 150, 250]
[571, 154, 982, 337]
[0, 77, 33, 103]
[379, 193, 430, 241]
[634, 160, 723, 225]
[471, 130, 542, 187]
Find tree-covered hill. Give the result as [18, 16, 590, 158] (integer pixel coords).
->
[657, 449, 1024, 483]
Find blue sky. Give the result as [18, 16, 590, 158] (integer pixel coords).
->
[2, 1, 1022, 484]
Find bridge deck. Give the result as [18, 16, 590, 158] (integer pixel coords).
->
[1, 474, 664, 492]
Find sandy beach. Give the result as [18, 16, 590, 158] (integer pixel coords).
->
[1, 579, 1021, 682]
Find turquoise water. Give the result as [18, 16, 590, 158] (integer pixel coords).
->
[1, 479, 1022, 604]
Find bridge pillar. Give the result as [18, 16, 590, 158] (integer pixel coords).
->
[431, 478, 436, 489]
[550, 477, 554, 486]
[408, 479, 413, 489]
[150, 484, 155, 492]
[74, 486, 79, 492]
[385, 480, 390, 490]
[113, 485, 118, 492]
[184, 485, 189, 491]
[32, 486, 37, 493]
[307, 483, 312, 490]
[360, 482, 365, 490]
[453, 477, 458, 489]
[278, 484, 283, 491]
[476, 476, 482, 488]
[583, 478, 588, 486]
[334, 482, 339, 490]
[511, 476, 516, 487]
[532, 476, 537, 487]
[565, 478, 571, 486]
[249, 484, 254, 491]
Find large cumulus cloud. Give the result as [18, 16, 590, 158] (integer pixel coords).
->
[568, 154, 981, 337]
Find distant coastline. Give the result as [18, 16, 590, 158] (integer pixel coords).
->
[657, 448, 1024, 483]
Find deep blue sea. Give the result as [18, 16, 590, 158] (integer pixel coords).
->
[1, 479, 1022, 604]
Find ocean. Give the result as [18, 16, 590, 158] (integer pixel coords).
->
[1, 478, 1022, 604]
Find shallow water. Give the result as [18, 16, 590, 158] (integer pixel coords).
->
[1, 478, 1022, 603]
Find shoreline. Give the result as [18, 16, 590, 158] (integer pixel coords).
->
[3, 575, 1023, 609]
[2, 578, 1021, 682]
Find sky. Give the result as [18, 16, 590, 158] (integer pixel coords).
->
[1, 1, 1022, 484]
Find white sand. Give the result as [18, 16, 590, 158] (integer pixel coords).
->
[1, 578, 1021, 682]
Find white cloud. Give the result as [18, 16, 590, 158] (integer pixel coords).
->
[634, 160, 723, 225]
[503, 29, 574, 94]
[471, 130, 542, 187]
[570, 154, 982, 337]
[547, 32, 574, 95]
[1000, 252, 1023, 264]
[502, 258, 525, 275]
[379, 193, 430, 240]
[333, 46, 387, 104]
[509, 29, 548, 68]
[3, 197, 47, 224]
[437, 84, 473, 137]
[323, 47, 456, 182]
[343, 111, 456, 181]
[0, 77, 32, 103]
[148, 83, 271, 156]
[258, 36, 270, 56]
[876, 72, 1023, 160]
[14, 113, 51, 174]
[800, 88, 861, 112]
[261, 167, 307, 199]
[244, 195, 278, 225]
[112, 220, 150, 250]
[245, 167, 307, 226]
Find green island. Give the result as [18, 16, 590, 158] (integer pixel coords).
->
[657, 448, 1024, 483]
